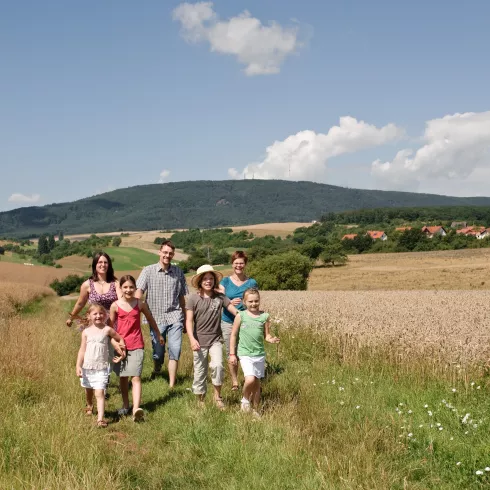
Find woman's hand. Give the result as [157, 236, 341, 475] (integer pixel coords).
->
[229, 354, 238, 366]
[66, 318, 73, 327]
[230, 298, 241, 306]
[190, 338, 201, 351]
[76, 366, 82, 377]
[158, 334, 165, 346]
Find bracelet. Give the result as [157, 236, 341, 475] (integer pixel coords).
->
[229, 353, 236, 357]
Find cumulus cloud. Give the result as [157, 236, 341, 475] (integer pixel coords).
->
[228, 116, 404, 180]
[172, 2, 305, 75]
[158, 169, 171, 183]
[372, 111, 490, 191]
[8, 193, 41, 204]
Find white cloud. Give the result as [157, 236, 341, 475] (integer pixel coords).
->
[8, 193, 41, 204]
[372, 111, 490, 191]
[229, 116, 404, 180]
[172, 2, 305, 75]
[158, 169, 171, 183]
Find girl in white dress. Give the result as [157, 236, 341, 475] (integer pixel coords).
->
[76, 304, 126, 427]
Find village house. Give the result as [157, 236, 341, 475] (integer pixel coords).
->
[367, 230, 388, 241]
[456, 226, 485, 237]
[450, 221, 467, 229]
[421, 226, 447, 238]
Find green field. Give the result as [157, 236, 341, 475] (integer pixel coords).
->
[105, 247, 157, 271]
[0, 252, 43, 266]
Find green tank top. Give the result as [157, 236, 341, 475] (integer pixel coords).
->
[237, 311, 270, 357]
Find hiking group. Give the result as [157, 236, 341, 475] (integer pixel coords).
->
[68, 241, 279, 427]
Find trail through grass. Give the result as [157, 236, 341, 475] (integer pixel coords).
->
[1, 298, 490, 489]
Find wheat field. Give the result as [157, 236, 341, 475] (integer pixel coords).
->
[261, 290, 490, 375]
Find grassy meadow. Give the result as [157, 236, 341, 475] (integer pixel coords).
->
[1, 287, 490, 489]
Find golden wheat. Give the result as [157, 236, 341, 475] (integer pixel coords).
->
[261, 290, 490, 375]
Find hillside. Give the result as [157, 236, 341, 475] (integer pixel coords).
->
[3, 180, 490, 237]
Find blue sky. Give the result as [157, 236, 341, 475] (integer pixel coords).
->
[2, 0, 490, 211]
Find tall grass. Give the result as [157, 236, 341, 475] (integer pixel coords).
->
[1, 290, 490, 488]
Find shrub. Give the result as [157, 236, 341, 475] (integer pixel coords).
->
[49, 274, 87, 296]
[247, 251, 313, 291]
[112, 237, 122, 247]
[210, 249, 230, 265]
[320, 244, 348, 266]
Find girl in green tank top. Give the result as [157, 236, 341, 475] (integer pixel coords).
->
[229, 288, 280, 417]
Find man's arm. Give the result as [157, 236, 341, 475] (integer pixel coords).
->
[134, 267, 148, 300]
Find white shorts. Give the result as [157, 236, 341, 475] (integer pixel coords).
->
[239, 355, 266, 379]
[81, 368, 109, 390]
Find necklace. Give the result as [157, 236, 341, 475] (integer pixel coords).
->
[97, 279, 107, 285]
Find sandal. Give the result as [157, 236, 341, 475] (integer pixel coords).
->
[231, 385, 239, 391]
[97, 420, 108, 428]
[84, 406, 93, 416]
[214, 398, 225, 411]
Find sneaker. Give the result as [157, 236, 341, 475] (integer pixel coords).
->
[252, 409, 261, 419]
[241, 402, 251, 413]
[117, 407, 130, 417]
[133, 408, 144, 422]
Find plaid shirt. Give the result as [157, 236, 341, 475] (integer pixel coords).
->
[136, 263, 188, 326]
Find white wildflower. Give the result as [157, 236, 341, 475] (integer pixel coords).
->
[476, 470, 483, 475]
[452, 388, 457, 393]
[456, 461, 461, 466]
[462, 413, 470, 424]
[356, 405, 360, 409]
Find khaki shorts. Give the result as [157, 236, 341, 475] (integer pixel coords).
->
[113, 349, 144, 378]
[221, 321, 233, 358]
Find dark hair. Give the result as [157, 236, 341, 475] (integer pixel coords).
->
[160, 240, 176, 251]
[91, 252, 116, 282]
[198, 271, 218, 289]
[119, 274, 136, 287]
[231, 250, 248, 264]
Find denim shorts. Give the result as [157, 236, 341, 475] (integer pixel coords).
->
[150, 321, 183, 366]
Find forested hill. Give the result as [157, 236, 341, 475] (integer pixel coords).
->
[3, 180, 490, 237]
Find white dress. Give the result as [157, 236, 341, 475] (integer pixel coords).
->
[80, 331, 110, 390]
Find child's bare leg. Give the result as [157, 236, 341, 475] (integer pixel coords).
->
[228, 360, 239, 387]
[85, 388, 94, 409]
[131, 376, 142, 412]
[212, 384, 222, 401]
[251, 379, 261, 409]
[119, 377, 130, 409]
[242, 376, 256, 402]
[94, 389, 105, 421]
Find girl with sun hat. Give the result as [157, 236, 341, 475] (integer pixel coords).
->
[185, 265, 239, 409]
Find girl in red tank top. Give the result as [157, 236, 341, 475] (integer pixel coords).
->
[110, 275, 164, 422]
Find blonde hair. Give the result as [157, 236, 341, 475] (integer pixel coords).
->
[243, 287, 260, 301]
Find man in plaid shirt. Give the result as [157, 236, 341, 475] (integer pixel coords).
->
[136, 240, 188, 387]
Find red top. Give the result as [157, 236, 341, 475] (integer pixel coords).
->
[116, 303, 144, 351]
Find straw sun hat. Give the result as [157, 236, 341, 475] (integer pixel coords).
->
[190, 264, 224, 289]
